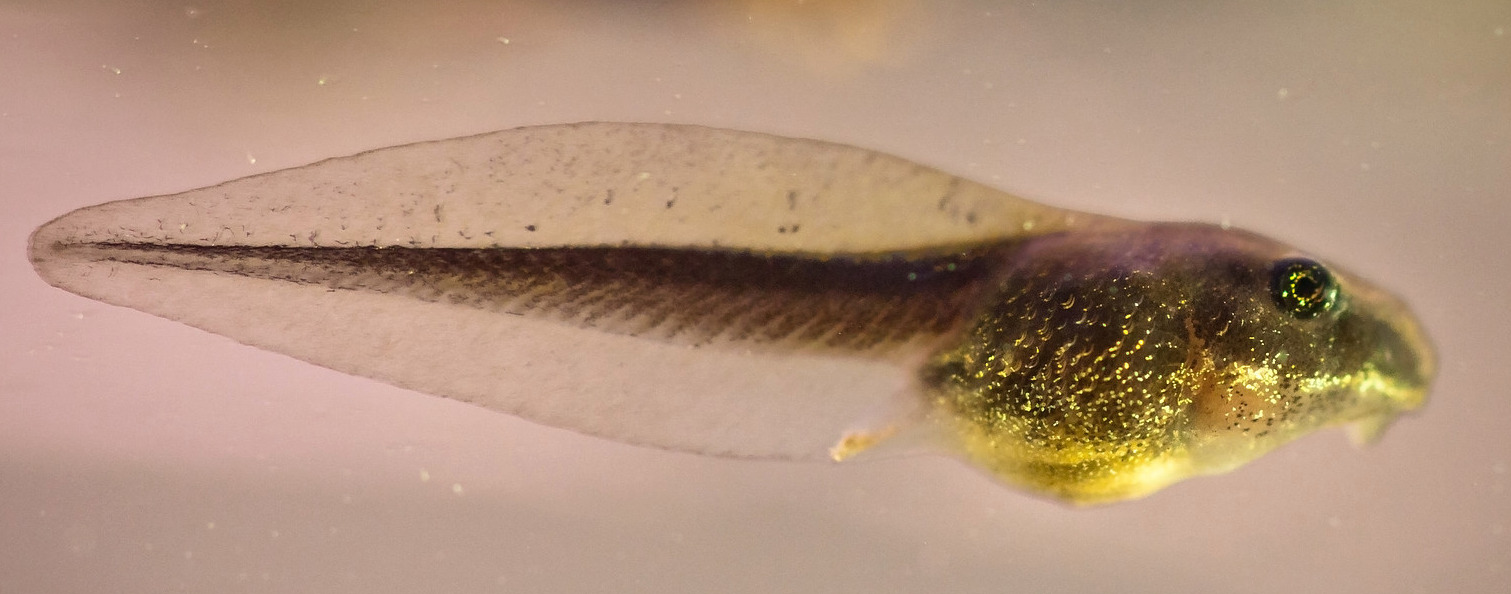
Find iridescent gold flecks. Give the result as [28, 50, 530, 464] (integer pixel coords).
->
[28, 123, 1435, 505]
[918, 224, 1433, 504]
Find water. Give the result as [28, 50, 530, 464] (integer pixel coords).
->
[1, 1, 1507, 592]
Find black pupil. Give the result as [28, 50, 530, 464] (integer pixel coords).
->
[1293, 274, 1323, 300]
[1271, 258, 1336, 319]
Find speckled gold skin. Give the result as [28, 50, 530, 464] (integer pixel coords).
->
[43, 223, 1433, 504]
[924, 224, 1432, 504]
[28, 123, 1436, 504]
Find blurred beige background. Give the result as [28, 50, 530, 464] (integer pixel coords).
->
[1, 1, 1507, 593]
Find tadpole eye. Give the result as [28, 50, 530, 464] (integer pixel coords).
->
[1270, 258, 1338, 319]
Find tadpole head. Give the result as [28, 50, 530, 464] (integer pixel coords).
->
[924, 223, 1434, 504]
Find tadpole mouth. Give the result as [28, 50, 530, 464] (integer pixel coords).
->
[1356, 293, 1435, 413]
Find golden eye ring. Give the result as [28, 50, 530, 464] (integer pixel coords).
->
[1270, 258, 1338, 319]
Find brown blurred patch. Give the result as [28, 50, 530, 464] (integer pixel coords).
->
[709, 0, 933, 72]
